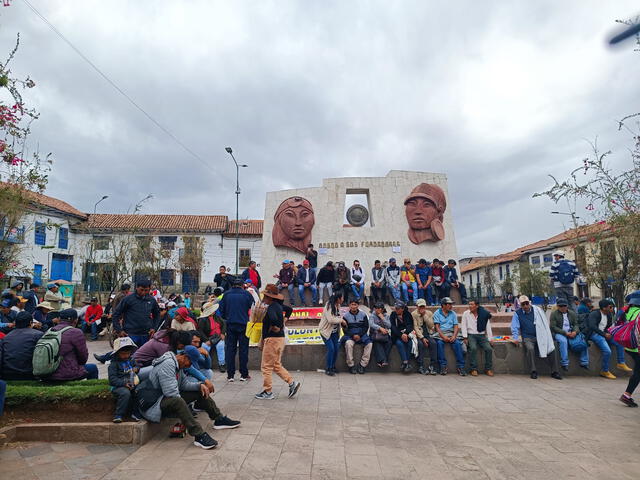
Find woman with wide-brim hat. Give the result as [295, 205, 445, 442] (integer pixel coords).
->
[197, 302, 227, 373]
[254, 284, 301, 400]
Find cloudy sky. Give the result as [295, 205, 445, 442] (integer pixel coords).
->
[1, 1, 639, 257]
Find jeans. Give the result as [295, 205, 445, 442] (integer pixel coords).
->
[371, 284, 386, 303]
[388, 285, 401, 302]
[590, 333, 616, 372]
[279, 284, 297, 305]
[555, 285, 576, 312]
[215, 340, 226, 366]
[318, 282, 333, 304]
[335, 283, 351, 304]
[373, 340, 392, 364]
[401, 282, 418, 303]
[129, 334, 150, 348]
[467, 334, 493, 370]
[555, 334, 589, 367]
[160, 391, 222, 438]
[435, 337, 465, 369]
[0, 379, 6, 416]
[112, 386, 138, 418]
[225, 326, 249, 379]
[391, 338, 411, 363]
[417, 286, 434, 305]
[84, 363, 99, 379]
[351, 284, 365, 301]
[522, 337, 560, 373]
[323, 331, 340, 371]
[298, 284, 319, 305]
[416, 339, 438, 367]
[442, 283, 468, 303]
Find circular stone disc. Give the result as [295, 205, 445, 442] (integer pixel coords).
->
[431, 219, 445, 240]
[346, 204, 369, 227]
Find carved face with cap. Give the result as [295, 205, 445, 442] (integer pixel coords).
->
[404, 183, 447, 244]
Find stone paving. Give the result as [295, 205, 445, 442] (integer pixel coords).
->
[3, 369, 640, 479]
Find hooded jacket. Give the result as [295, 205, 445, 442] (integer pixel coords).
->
[0, 326, 44, 379]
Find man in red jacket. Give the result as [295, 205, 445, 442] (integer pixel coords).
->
[84, 297, 104, 341]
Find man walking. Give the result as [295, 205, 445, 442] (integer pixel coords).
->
[461, 300, 494, 376]
[218, 277, 255, 382]
[112, 279, 160, 348]
[549, 251, 580, 312]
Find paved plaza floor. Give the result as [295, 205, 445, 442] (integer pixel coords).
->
[3, 366, 640, 480]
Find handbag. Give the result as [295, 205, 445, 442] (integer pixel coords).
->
[610, 318, 639, 350]
[567, 332, 588, 352]
[246, 301, 268, 343]
[135, 379, 163, 411]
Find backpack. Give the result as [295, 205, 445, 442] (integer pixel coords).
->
[32, 326, 73, 377]
[609, 307, 640, 350]
[556, 261, 576, 285]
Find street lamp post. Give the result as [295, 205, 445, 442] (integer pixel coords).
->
[225, 147, 248, 275]
[93, 195, 109, 214]
[551, 211, 580, 225]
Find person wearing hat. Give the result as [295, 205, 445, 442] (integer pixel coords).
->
[49, 308, 99, 381]
[584, 299, 631, 379]
[317, 261, 336, 305]
[255, 284, 301, 400]
[44, 282, 66, 311]
[0, 298, 17, 335]
[389, 301, 415, 373]
[83, 297, 104, 341]
[619, 291, 640, 407]
[218, 275, 255, 382]
[108, 337, 141, 423]
[443, 259, 468, 305]
[33, 301, 55, 331]
[404, 183, 447, 244]
[112, 279, 160, 348]
[11, 279, 38, 314]
[549, 251, 580, 312]
[197, 302, 226, 373]
[577, 297, 593, 315]
[412, 298, 438, 374]
[433, 297, 466, 376]
[415, 259, 433, 306]
[385, 258, 401, 303]
[511, 295, 562, 380]
[550, 298, 589, 372]
[0, 311, 44, 379]
[171, 307, 198, 332]
[297, 259, 319, 307]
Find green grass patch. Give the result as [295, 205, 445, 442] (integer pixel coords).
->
[5, 379, 112, 406]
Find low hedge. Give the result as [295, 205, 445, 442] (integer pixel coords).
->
[5, 379, 112, 407]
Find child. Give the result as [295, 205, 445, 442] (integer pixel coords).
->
[108, 336, 141, 423]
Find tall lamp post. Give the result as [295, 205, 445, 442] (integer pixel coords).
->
[93, 195, 109, 214]
[551, 211, 580, 227]
[225, 147, 248, 275]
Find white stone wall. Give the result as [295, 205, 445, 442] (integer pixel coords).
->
[260, 170, 459, 279]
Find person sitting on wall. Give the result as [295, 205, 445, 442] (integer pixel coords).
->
[385, 258, 401, 304]
[461, 300, 494, 377]
[49, 309, 99, 381]
[297, 260, 318, 307]
[350, 260, 366, 303]
[442, 259, 468, 304]
[550, 299, 589, 373]
[389, 301, 415, 373]
[415, 259, 434, 306]
[276, 260, 297, 305]
[340, 300, 372, 374]
[0, 311, 44, 380]
[412, 299, 438, 375]
[370, 260, 387, 305]
[400, 259, 418, 306]
[433, 297, 466, 376]
[334, 262, 352, 306]
[316, 261, 336, 306]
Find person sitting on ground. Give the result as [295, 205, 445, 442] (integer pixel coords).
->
[108, 336, 142, 423]
[137, 333, 241, 450]
[369, 301, 392, 368]
[128, 329, 176, 369]
[389, 301, 414, 373]
[0, 311, 44, 379]
[33, 301, 55, 331]
[550, 299, 589, 372]
[254, 284, 301, 400]
[190, 332, 214, 380]
[50, 308, 99, 381]
[319, 291, 344, 376]
[412, 299, 438, 375]
[171, 307, 197, 331]
[511, 295, 562, 380]
[433, 297, 466, 376]
[297, 259, 319, 306]
[44, 282, 67, 310]
[461, 300, 494, 376]
[400, 259, 418, 305]
[11, 280, 38, 314]
[83, 296, 104, 341]
[197, 302, 226, 373]
[340, 300, 372, 374]
[584, 299, 632, 378]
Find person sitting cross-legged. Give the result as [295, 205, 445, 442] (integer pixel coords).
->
[340, 300, 372, 374]
[461, 300, 494, 377]
[433, 297, 466, 376]
[550, 299, 589, 372]
[511, 295, 562, 380]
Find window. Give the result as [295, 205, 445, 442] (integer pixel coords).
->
[506, 264, 510, 276]
[469, 274, 473, 286]
[58, 227, 69, 249]
[160, 269, 175, 286]
[93, 236, 111, 250]
[83, 263, 115, 292]
[499, 265, 503, 281]
[239, 248, 251, 268]
[531, 256, 540, 265]
[34, 222, 46, 245]
[159, 236, 177, 250]
[33, 264, 43, 286]
[476, 271, 480, 283]
[543, 254, 553, 266]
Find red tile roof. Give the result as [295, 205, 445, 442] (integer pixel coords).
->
[81, 214, 229, 233]
[223, 220, 263, 237]
[0, 183, 88, 219]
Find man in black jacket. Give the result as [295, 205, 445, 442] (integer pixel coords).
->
[0, 311, 43, 379]
[112, 279, 160, 348]
[389, 301, 414, 373]
[316, 261, 335, 305]
[340, 300, 372, 374]
[214, 266, 233, 292]
[585, 299, 631, 378]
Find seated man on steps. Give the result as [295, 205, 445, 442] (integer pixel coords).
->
[340, 300, 372, 374]
[550, 299, 589, 372]
[461, 300, 494, 377]
[433, 297, 466, 376]
[511, 295, 562, 380]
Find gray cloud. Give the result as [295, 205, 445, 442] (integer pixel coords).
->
[2, 0, 639, 257]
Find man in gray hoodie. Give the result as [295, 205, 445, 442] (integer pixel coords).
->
[139, 344, 240, 449]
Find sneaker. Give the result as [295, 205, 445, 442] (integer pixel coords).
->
[417, 366, 427, 375]
[240, 375, 251, 382]
[349, 366, 357, 374]
[457, 368, 467, 377]
[112, 416, 123, 423]
[288, 381, 301, 399]
[470, 370, 478, 377]
[255, 390, 275, 400]
[428, 366, 437, 375]
[131, 413, 142, 422]
[376, 362, 384, 369]
[357, 365, 365, 374]
[551, 372, 563, 380]
[580, 364, 589, 370]
[530, 371, 538, 379]
[213, 415, 241, 430]
[403, 363, 412, 373]
[619, 394, 638, 407]
[325, 369, 335, 376]
[193, 432, 218, 449]
[617, 363, 633, 372]
[93, 353, 108, 364]
[219, 364, 227, 373]
[227, 377, 235, 383]
[600, 370, 617, 380]
[561, 365, 569, 372]
[485, 370, 494, 377]
[440, 367, 448, 376]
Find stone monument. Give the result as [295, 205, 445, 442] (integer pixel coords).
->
[260, 170, 459, 281]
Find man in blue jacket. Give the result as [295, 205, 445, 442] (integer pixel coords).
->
[442, 260, 468, 304]
[112, 279, 160, 348]
[297, 260, 318, 306]
[218, 277, 255, 382]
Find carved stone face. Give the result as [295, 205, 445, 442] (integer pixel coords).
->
[405, 197, 438, 230]
[278, 203, 314, 240]
[272, 196, 315, 254]
[403, 183, 447, 244]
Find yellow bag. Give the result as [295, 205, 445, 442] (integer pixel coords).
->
[246, 302, 268, 342]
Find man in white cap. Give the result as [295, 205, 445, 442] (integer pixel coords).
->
[549, 251, 580, 312]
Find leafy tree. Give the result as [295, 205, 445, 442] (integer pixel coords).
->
[513, 262, 550, 298]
